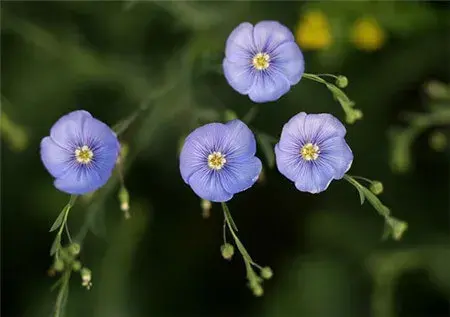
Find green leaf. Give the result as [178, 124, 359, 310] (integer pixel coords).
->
[50, 234, 61, 256]
[356, 187, 366, 205]
[50, 207, 68, 232]
[256, 133, 276, 169]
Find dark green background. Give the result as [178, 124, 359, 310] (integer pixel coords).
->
[1, 1, 449, 317]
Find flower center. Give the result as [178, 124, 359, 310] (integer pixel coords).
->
[252, 52, 270, 70]
[300, 143, 320, 161]
[75, 145, 94, 164]
[208, 151, 226, 170]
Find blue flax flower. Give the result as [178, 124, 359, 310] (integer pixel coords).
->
[275, 112, 353, 193]
[40, 110, 120, 195]
[180, 120, 262, 202]
[223, 21, 305, 103]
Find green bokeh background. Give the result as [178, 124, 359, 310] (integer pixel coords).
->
[1, 1, 449, 317]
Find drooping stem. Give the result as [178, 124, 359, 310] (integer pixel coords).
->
[54, 270, 71, 317]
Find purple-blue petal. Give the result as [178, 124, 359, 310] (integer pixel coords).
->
[220, 156, 262, 194]
[274, 144, 302, 183]
[253, 21, 295, 53]
[319, 137, 353, 179]
[294, 161, 335, 194]
[40, 137, 73, 179]
[225, 22, 255, 62]
[50, 110, 92, 149]
[188, 167, 233, 202]
[54, 165, 106, 195]
[247, 71, 291, 103]
[222, 120, 257, 158]
[303, 113, 347, 143]
[223, 58, 254, 95]
[272, 41, 305, 85]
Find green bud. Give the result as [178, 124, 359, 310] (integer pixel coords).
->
[220, 243, 234, 260]
[260, 266, 273, 280]
[429, 131, 447, 152]
[370, 181, 384, 195]
[72, 261, 82, 272]
[353, 109, 363, 120]
[252, 284, 264, 297]
[118, 186, 130, 217]
[53, 259, 65, 272]
[200, 199, 211, 219]
[68, 243, 81, 256]
[336, 76, 348, 88]
[388, 217, 408, 240]
[224, 110, 238, 122]
[81, 267, 93, 289]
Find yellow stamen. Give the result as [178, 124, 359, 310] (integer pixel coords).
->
[301, 143, 320, 161]
[208, 151, 226, 170]
[252, 52, 270, 70]
[75, 145, 94, 164]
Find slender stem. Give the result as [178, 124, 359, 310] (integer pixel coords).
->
[64, 222, 73, 244]
[222, 218, 227, 244]
[54, 270, 71, 317]
[57, 195, 78, 239]
[221, 202, 252, 262]
[348, 175, 374, 184]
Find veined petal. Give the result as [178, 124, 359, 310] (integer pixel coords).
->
[223, 58, 255, 95]
[304, 113, 347, 143]
[189, 167, 233, 202]
[253, 21, 295, 53]
[225, 22, 255, 61]
[220, 156, 262, 194]
[277, 112, 307, 153]
[50, 110, 92, 149]
[222, 120, 257, 158]
[294, 161, 335, 194]
[179, 137, 209, 184]
[272, 41, 305, 85]
[54, 165, 106, 195]
[40, 137, 73, 178]
[248, 70, 290, 103]
[319, 137, 353, 179]
[275, 144, 303, 182]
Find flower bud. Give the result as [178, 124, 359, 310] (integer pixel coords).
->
[336, 76, 348, 88]
[370, 181, 383, 195]
[68, 243, 81, 256]
[221, 243, 234, 260]
[252, 284, 264, 297]
[81, 267, 92, 289]
[72, 261, 82, 272]
[429, 131, 447, 152]
[389, 218, 408, 241]
[201, 199, 212, 219]
[53, 259, 65, 272]
[260, 266, 273, 280]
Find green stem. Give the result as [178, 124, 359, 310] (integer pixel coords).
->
[57, 195, 78, 242]
[54, 270, 71, 317]
[221, 202, 252, 262]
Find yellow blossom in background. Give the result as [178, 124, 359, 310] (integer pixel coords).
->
[295, 10, 332, 50]
[351, 17, 385, 51]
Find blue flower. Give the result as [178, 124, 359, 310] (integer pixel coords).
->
[275, 112, 353, 193]
[223, 21, 305, 103]
[179, 120, 262, 202]
[40, 110, 120, 195]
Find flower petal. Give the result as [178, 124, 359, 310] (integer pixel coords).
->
[40, 137, 73, 178]
[222, 120, 257, 158]
[220, 156, 262, 194]
[274, 144, 303, 182]
[50, 110, 92, 149]
[188, 167, 233, 202]
[247, 70, 290, 103]
[253, 21, 295, 53]
[54, 165, 106, 195]
[277, 112, 307, 153]
[319, 137, 353, 179]
[223, 58, 255, 95]
[294, 161, 335, 194]
[225, 22, 255, 61]
[304, 113, 347, 143]
[179, 137, 208, 184]
[272, 41, 305, 85]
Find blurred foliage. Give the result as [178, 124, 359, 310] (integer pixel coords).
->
[1, 1, 450, 317]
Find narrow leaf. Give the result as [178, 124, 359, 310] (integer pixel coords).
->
[50, 208, 67, 232]
[256, 133, 276, 169]
[356, 187, 366, 205]
[50, 235, 61, 256]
